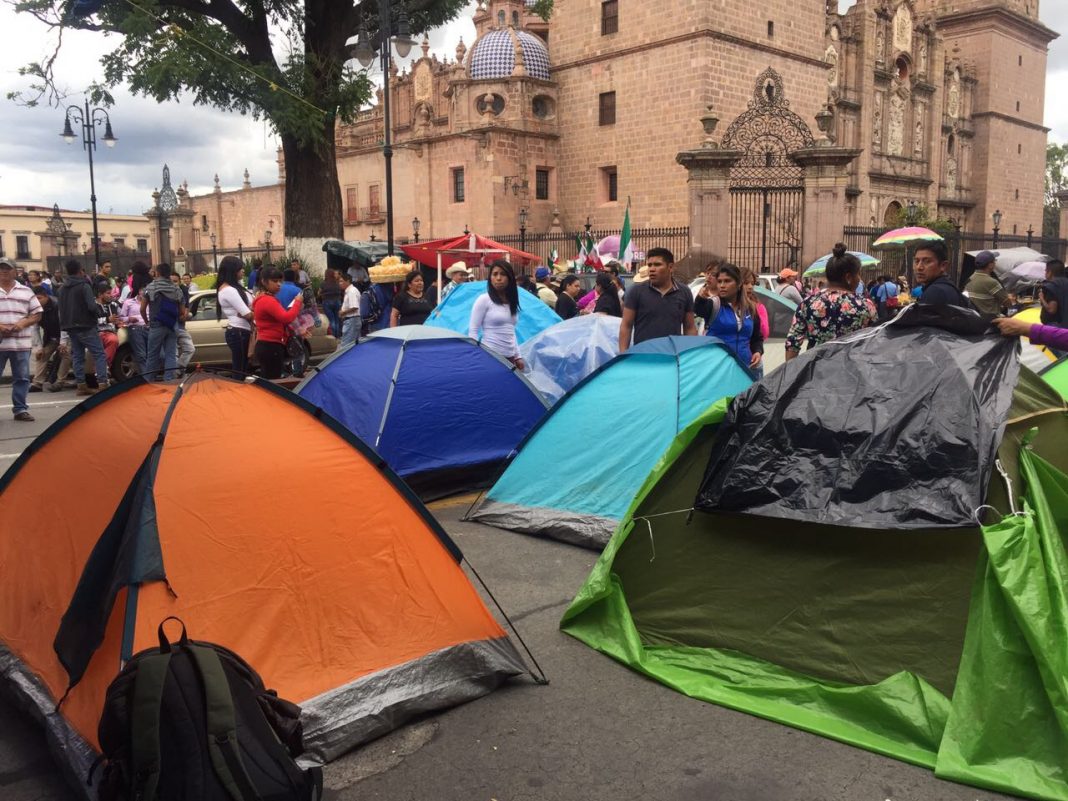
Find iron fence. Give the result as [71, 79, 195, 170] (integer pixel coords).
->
[841, 226, 1068, 289]
[490, 227, 690, 271]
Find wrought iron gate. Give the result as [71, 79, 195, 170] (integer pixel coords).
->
[723, 69, 815, 273]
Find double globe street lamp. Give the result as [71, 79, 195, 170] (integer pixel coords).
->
[61, 101, 117, 272]
[351, 0, 414, 257]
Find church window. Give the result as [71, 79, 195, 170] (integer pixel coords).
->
[947, 134, 955, 155]
[137, 238, 148, 254]
[201, 214, 208, 230]
[369, 184, 381, 217]
[533, 95, 555, 120]
[452, 168, 465, 203]
[1016, 100, 1021, 112]
[599, 91, 616, 126]
[536, 168, 551, 200]
[602, 166, 618, 203]
[1018, 144, 1022, 154]
[1019, 55, 1023, 66]
[113, 238, 125, 248]
[512, 10, 520, 26]
[497, 10, 505, 26]
[767, 20, 774, 38]
[1015, 189, 1020, 200]
[601, 0, 619, 36]
[895, 57, 909, 81]
[345, 186, 359, 223]
[16, 235, 29, 260]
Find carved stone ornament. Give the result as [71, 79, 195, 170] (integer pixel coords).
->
[876, 22, 886, 63]
[892, 3, 913, 54]
[913, 108, 924, 158]
[947, 72, 961, 119]
[888, 92, 905, 156]
[826, 46, 839, 88]
[158, 165, 179, 215]
[45, 204, 68, 235]
[946, 155, 958, 193]
[873, 93, 884, 148]
[413, 62, 432, 103]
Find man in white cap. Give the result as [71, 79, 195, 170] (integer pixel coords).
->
[441, 262, 471, 302]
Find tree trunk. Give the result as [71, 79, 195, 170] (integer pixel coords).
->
[282, 120, 344, 240]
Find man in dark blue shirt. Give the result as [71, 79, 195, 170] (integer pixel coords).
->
[915, 241, 970, 308]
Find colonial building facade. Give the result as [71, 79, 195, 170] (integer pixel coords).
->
[182, 0, 1056, 272]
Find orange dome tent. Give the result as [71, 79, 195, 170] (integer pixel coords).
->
[0, 373, 526, 784]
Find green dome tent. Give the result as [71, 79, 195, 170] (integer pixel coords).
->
[563, 307, 1068, 801]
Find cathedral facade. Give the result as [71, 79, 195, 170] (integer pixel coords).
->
[190, 0, 1057, 271]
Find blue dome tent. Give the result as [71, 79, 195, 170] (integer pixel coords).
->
[296, 327, 549, 499]
[426, 281, 561, 344]
[519, 315, 621, 405]
[467, 336, 754, 548]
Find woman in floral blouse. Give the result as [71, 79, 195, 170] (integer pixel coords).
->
[785, 243, 877, 361]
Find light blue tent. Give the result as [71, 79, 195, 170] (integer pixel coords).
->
[520, 315, 621, 405]
[426, 281, 561, 344]
[467, 336, 753, 548]
[296, 327, 549, 499]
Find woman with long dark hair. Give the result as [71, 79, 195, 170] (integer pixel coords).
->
[784, 243, 877, 361]
[390, 269, 434, 327]
[119, 261, 152, 375]
[320, 268, 344, 338]
[215, 255, 254, 374]
[706, 263, 764, 371]
[252, 265, 303, 379]
[592, 271, 623, 317]
[469, 259, 525, 369]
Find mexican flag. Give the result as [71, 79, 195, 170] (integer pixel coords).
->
[619, 201, 634, 266]
[575, 233, 587, 265]
[584, 233, 603, 270]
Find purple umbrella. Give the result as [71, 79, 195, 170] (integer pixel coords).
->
[597, 235, 621, 259]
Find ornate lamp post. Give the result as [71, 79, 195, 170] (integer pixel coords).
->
[209, 232, 218, 271]
[352, 0, 414, 257]
[412, 216, 420, 244]
[992, 209, 1002, 249]
[463, 224, 470, 236]
[519, 207, 528, 252]
[61, 100, 117, 271]
[906, 200, 919, 226]
[584, 216, 592, 236]
[264, 228, 272, 265]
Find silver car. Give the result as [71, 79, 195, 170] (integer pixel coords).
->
[111, 289, 337, 380]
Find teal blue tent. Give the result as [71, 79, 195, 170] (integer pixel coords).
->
[467, 336, 753, 548]
[426, 281, 561, 344]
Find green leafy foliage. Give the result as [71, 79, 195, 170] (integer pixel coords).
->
[1044, 142, 1068, 237]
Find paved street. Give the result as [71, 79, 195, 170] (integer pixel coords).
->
[0, 366, 1020, 801]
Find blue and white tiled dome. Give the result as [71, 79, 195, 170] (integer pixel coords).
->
[469, 29, 550, 81]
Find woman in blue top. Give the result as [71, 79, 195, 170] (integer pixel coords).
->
[705, 263, 763, 372]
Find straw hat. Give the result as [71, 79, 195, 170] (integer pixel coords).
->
[369, 255, 408, 284]
[445, 262, 471, 279]
[633, 265, 650, 283]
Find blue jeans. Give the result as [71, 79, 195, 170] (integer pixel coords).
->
[340, 316, 361, 349]
[146, 324, 178, 381]
[68, 327, 109, 384]
[324, 300, 342, 339]
[127, 326, 149, 375]
[0, 350, 31, 415]
[225, 326, 251, 374]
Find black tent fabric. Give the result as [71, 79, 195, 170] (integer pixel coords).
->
[695, 305, 1020, 529]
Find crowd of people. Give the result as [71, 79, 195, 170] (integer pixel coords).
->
[3, 238, 1068, 422]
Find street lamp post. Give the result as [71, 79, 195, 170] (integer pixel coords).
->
[992, 209, 1003, 249]
[906, 200, 919, 226]
[264, 228, 272, 266]
[238, 240, 243, 263]
[209, 232, 218, 271]
[412, 216, 420, 243]
[61, 100, 116, 271]
[352, 0, 414, 258]
[519, 207, 528, 252]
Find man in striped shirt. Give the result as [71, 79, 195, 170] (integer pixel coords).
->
[0, 258, 43, 421]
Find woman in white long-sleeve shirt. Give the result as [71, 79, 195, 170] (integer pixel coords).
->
[468, 260, 526, 370]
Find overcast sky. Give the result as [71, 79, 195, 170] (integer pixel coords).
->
[0, 1, 1065, 215]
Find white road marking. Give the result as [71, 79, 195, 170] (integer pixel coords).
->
[0, 398, 80, 411]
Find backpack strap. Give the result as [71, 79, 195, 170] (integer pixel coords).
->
[130, 652, 171, 801]
[187, 645, 262, 801]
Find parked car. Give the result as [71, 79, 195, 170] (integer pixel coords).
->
[111, 290, 337, 381]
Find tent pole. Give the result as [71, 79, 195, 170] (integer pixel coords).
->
[437, 253, 443, 298]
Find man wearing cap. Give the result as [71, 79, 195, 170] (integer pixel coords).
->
[619, 247, 696, 352]
[775, 269, 803, 305]
[964, 251, 1009, 316]
[535, 266, 557, 308]
[441, 262, 471, 302]
[0, 258, 44, 421]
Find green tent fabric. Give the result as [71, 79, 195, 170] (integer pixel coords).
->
[1040, 357, 1068, 401]
[562, 369, 1068, 800]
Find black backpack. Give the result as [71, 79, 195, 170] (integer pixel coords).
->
[92, 618, 322, 801]
[362, 287, 383, 326]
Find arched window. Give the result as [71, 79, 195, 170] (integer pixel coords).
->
[512, 10, 520, 26]
[947, 134, 955, 155]
[884, 200, 903, 226]
[895, 56, 910, 81]
[497, 9, 506, 25]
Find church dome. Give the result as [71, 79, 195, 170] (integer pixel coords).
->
[469, 29, 550, 81]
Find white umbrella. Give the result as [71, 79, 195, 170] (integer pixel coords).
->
[1011, 261, 1049, 281]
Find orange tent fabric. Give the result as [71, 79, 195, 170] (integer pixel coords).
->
[402, 233, 540, 270]
[0, 373, 524, 782]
